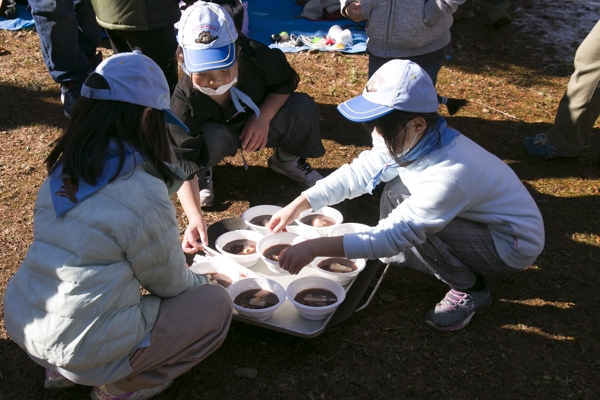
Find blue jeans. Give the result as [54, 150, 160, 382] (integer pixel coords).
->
[28, 0, 101, 85]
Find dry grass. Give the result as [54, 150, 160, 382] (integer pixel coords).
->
[1, 6, 600, 399]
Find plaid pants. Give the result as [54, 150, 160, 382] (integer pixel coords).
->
[379, 177, 519, 289]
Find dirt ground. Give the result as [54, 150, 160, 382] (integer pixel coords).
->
[1, 2, 600, 399]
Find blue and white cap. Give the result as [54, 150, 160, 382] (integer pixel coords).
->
[179, 1, 238, 73]
[80, 51, 189, 131]
[337, 60, 439, 122]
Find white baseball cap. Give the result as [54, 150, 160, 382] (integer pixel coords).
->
[337, 60, 439, 122]
[178, 1, 238, 73]
[80, 50, 188, 131]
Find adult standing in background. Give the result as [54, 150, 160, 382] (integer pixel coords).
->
[453, 0, 511, 29]
[27, 0, 102, 119]
[521, 19, 600, 159]
[90, 0, 187, 94]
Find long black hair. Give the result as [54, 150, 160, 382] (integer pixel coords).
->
[45, 73, 179, 187]
[362, 110, 439, 165]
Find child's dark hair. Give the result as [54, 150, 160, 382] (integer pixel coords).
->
[45, 73, 179, 187]
[363, 110, 439, 164]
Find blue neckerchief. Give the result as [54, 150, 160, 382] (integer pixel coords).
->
[365, 116, 460, 194]
[230, 87, 261, 118]
[50, 142, 144, 217]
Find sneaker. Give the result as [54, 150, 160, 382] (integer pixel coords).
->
[425, 284, 492, 332]
[60, 82, 83, 119]
[91, 381, 173, 400]
[44, 369, 77, 390]
[268, 154, 323, 188]
[198, 167, 214, 207]
[521, 133, 580, 159]
[486, 9, 512, 29]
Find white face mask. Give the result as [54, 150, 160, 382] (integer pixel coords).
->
[193, 76, 238, 96]
[395, 121, 420, 157]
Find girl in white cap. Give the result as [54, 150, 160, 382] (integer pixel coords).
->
[3, 51, 232, 400]
[269, 59, 545, 332]
[168, 1, 326, 255]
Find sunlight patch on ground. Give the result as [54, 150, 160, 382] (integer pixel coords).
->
[570, 232, 600, 247]
[502, 324, 576, 341]
[527, 178, 600, 197]
[499, 298, 575, 309]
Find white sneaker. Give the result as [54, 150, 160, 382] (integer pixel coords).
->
[268, 154, 323, 188]
[198, 167, 214, 207]
[91, 381, 173, 400]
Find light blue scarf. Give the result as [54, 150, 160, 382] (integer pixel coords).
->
[50, 142, 144, 217]
[365, 117, 460, 194]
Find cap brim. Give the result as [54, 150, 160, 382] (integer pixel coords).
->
[164, 109, 189, 132]
[183, 43, 236, 72]
[337, 95, 394, 122]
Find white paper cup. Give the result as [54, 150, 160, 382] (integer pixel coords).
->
[333, 29, 352, 45]
[327, 24, 343, 39]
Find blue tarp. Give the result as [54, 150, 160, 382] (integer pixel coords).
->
[0, 4, 34, 31]
[247, 0, 366, 53]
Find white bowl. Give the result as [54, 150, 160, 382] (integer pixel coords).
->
[189, 260, 241, 288]
[328, 222, 371, 237]
[228, 278, 286, 321]
[256, 232, 306, 275]
[215, 230, 264, 268]
[295, 206, 343, 237]
[311, 256, 366, 285]
[242, 205, 283, 235]
[285, 224, 321, 240]
[286, 276, 346, 320]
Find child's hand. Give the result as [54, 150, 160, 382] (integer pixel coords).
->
[240, 114, 269, 153]
[344, 1, 363, 22]
[268, 195, 311, 233]
[182, 215, 208, 254]
[277, 240, 316, 275]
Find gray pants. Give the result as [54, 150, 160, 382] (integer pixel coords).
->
[202, 92, 325, 168]
[113, 284, 232, 392]
[379, 178, 519, 289]
[547, 19, 600, 154]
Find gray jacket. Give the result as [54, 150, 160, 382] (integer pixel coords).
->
[4, 163, 208, 370]
[341, 0, 464, 58]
